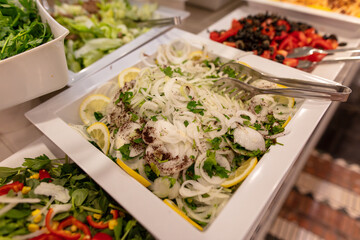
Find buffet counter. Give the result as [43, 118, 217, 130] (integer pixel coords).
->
[0, 0, 359, 239]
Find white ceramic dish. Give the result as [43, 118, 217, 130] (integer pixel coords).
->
[26, 28, 336, 240]
[0, 0, 69, 111]
[63, 2, 190, 85]
[198, 0, 360, 81]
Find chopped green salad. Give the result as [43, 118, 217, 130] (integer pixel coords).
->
[0, 154, 153, 239]
[53, 0, 157, 72]
[0, 0, 53, 60]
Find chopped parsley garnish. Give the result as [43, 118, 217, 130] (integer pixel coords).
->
[187, 101, 205, 116]
[202, 151, 229, 178]
[115, 91, 134, 109]
[133, 138, 144, 144]
[160, 66, 173, 77]
[254, 105, 262, 114]
[94, 112, 104, 121]
[174, 67, 184, 76]
[150, 116, 158, 121]
[144, 164, 158, 181]
[130, 112, 139, 122]
[185, 163, 201, 181]
[184, 120, 189, 127]
[118, 144, 133, 160]
[208, 137, 222, 150]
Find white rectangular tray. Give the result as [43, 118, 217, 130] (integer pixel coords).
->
[198, 0, 360, 81]
[26, 28, 336, 240]
[66, 4, 189, 85]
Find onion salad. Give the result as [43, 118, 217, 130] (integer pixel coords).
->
[76, 39, 298, 228]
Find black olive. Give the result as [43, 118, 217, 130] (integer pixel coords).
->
[275, 54, 285, 61]
[235, 40, 245, 49]
[339, 42, 347, 47]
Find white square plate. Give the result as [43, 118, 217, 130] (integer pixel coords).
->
[64, 3, 189, 85]
[26, 28, 337, 240]
[198, 0, 360, 81]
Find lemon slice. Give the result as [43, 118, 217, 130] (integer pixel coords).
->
[221, 157, 258, 188]
[236, 61, 251, 68]
[282, 116, 292, 128]
[188, 50, 206, 61]
[79, 94, 110, 125]
[163, 199, 203, 231]
[86, 122, 110, 155]
[118, 67, 140, 88]
[116, 159, 151, 187]
[273, 95, 295, 108]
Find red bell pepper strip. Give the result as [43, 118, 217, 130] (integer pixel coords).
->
[0, 181, 23, 196]
[209, 28, 238, 43]
[110, 209, 119, 219]
[86, 215, 109, 229]
[92, 232, 113, 240]
[45, 208, 91, 240]
[39, 169, 51, 180]
[58, 216, 91, 239]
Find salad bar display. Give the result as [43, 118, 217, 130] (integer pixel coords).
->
[209, 12, 343, 68]
[53, 0, 157, 72]
[0, 153, 153, 239]
[1, 0, 359, 239]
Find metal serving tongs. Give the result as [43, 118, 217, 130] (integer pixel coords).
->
[214, 62, 352, 102]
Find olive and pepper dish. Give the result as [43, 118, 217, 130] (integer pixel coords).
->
[209, 13, 345, 68]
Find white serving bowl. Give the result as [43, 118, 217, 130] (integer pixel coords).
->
[0, 0, 69, 111]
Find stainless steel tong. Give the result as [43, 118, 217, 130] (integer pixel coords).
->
[214, 62, 352, 102]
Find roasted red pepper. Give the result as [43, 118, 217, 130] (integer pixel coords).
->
[0, 181, 23, 196]
[39, 169, 51, 180]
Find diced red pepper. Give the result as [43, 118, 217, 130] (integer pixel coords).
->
[86, 215, 109, 229]
[273, 31, 288, 41]
[0, 181, 23, 196]
[291, 31, 307, 44]
[39, 169, 51, 180]
[92, 232, 113, 240]
[261, 25, 275, 39]
[283, 58, 299, 67]
[278, 36, 296, 51]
